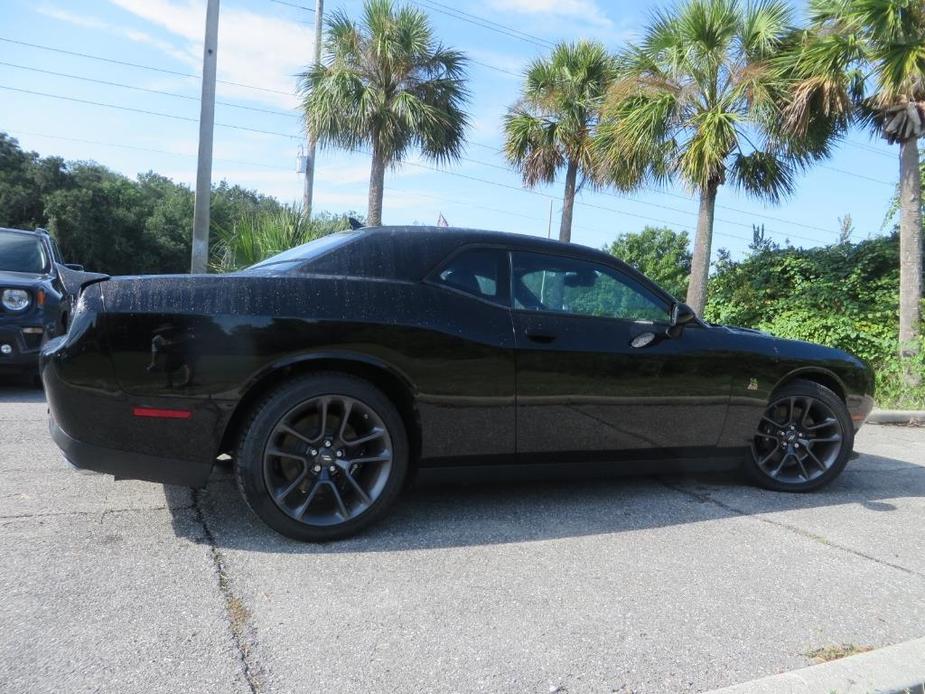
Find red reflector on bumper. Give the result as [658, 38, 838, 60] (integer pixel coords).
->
[132, 407, 192, 419]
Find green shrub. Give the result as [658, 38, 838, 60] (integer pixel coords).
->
[210, 208, 358, 272]
[705, 234, 925, 409]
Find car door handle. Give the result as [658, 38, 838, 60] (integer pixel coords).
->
[524, 328, 556, 344]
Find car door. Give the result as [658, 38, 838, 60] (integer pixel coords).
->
[417, 245, 517, 464]
[511, 250, 731, 463]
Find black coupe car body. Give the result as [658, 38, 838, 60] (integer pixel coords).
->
[43, 227, 874, 540]
[0, 227, 75, 374]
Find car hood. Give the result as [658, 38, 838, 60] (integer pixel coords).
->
[0, 270, 52, 287]
[714, 322, 865, 365]
[711, 322, 773, 338]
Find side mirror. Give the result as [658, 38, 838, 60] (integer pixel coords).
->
[65, 263, 85, 272]
[666, 302, 696, 338]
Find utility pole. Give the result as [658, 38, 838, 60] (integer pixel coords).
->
[546, 198, 553, 239]
[191, 0, 220, 274]
[302, 0, 324, 217]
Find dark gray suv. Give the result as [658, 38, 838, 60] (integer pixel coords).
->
[0, 227, 80, 376]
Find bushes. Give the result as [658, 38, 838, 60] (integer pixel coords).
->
[705, 235, 925, 408]
[211, 208, 356, 272]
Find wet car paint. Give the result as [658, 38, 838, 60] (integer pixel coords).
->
[41, 226, 875, 487]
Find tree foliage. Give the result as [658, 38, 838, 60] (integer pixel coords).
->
[0, 133, 283, 274]
[503, 40, 617, 243]
[782, 0, 925, 379]
[594, 0, 829, 314]
[299, 0, 469, 226]
[605, 226, 691, 300]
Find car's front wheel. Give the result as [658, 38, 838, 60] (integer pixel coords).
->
[234, 373, 408, 541]
[745, 379, 854, 492]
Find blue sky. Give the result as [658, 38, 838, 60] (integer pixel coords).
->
[0, 0, 903, 259]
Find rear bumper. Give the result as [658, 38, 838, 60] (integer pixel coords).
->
[49, 415, 213, 487]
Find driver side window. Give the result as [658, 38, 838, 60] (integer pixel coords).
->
[511, 251, 668, 322]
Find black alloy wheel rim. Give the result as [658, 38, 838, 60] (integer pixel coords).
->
[263, 395, 393, 527]
[751, 395, 845, 484]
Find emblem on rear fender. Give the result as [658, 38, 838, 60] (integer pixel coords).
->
[747, 378, 758, 391]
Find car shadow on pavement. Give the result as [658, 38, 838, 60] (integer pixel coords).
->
[164, 450, 925, 554]
[0, 379, 45, 403]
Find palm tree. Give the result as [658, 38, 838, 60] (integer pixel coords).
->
[783, 0, 924, 384]
[299, 0, 469, 226]
[594, 0, 824, 315]
[503, 41, 618, 244]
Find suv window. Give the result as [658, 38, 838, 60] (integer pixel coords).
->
[0, 231, 48, 274]
[433, 248, 509, 305]
[511, 251, 668, 322]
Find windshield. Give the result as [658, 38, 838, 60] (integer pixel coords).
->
[244, 231, 361, 272]
[0, 231, 48, 274]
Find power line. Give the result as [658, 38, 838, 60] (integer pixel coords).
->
[0, 36, 294, 97]
[8, 124, 794, 247]
[818, 164, 894, 186]
[467, 58, 520, 77]
[452, 151, 838, 237]
[5, 127, 614, 240]
[1, 55, 880, 223]
[4, 76, 875, 244]
[410, 0, 554, 50]
[843, 137, 894, 159]
[268, 0, 315, 11]
[0, 61, 299, 118]
[2, 83, 835, 244]
[0, 84, 301, 139]
[394, 159, 784, 243]
[7, 129, 292, 171]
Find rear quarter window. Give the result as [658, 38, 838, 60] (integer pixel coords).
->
[432, 247, 510, 306]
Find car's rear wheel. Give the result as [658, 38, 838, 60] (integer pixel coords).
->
[745, 380, 853, 492]
[234, 373, 408, 541]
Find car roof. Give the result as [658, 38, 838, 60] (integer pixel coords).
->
[302, 225, 676, 304]
[348, 225, 622, 269]
[0, 226, 50, 238]
[358, 225, 603, 255]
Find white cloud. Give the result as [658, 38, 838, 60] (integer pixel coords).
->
[37, 6, 110, 30]
[108, 0, 313, 108]
[37, 5, 193, 65]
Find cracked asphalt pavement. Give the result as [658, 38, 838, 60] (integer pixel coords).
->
[2, 382, 924, 693]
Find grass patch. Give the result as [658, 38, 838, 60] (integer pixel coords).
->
[806, 644, 874, 663]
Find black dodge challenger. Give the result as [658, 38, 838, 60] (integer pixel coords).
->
[42, 226, 874, 541]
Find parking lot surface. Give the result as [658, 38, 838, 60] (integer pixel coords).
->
[2, 383, 923, 693]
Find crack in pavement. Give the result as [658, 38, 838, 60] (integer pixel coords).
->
[191, 489, 263, 694]
[659, 479, 925, 581]
[0, 504, 194, 521]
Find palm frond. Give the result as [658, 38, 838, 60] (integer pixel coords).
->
[299, 0, 469, 166]
[728, 149, 796, 203]
[504, 40, 617, 188]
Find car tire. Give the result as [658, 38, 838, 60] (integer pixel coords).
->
[234, 372, 408, 541]
[744, 379, 854, 493]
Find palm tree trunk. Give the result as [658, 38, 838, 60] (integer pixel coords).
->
[686, 178, 718, 316]
[559, 159, 578, 243]
[898, 136, 923, 386]
[367, 139, 386, 227]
